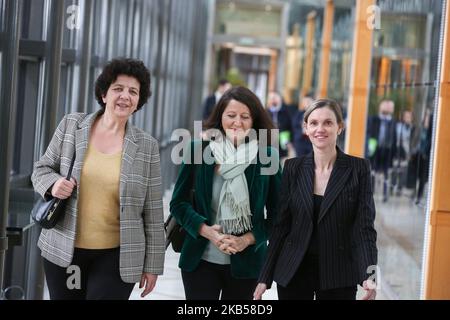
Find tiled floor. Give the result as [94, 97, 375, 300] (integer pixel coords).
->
[372, 179, 427, 299]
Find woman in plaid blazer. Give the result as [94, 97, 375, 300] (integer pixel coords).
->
[31, 58, 165, 300]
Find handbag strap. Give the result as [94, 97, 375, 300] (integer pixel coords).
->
[65, 153, 76, 180]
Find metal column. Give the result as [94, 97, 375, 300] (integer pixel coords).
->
[78, 0, 94, 113]
[38, 0, 66, 155]
[0, 0, 22, 293]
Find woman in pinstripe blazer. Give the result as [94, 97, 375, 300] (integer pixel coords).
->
[31, 59, 165, 300]
[254, 99, 378, 300]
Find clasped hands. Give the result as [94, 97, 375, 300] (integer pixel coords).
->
[201, 224, 253, 255]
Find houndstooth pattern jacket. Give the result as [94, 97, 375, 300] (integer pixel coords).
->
[31, 111, 165, 283]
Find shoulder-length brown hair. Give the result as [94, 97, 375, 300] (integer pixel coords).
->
[203, 86, 275, 143]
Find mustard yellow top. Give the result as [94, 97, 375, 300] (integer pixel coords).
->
[75, 144, 122, 249]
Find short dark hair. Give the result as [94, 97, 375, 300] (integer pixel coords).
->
[204, 86, 275, 143]
[218, 79, 229, 86]
[303, 98, 345, 126]
[304, 91, 315, 99]
[268, 90, 282, 97]
[94, 58, 151, 112]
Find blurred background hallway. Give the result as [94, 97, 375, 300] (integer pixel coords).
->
[1, 0, 450, 300]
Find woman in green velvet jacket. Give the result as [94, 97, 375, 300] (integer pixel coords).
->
[170, 86, 282, 300]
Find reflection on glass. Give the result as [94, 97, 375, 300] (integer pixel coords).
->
[366, 0, 442, 299]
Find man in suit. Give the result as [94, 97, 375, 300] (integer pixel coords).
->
[266, 91, 293, 160]
[292, 94, 314, 157]
[366, 99, 397, 202]
[202, 79, 232, 120]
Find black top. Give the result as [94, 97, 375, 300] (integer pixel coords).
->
[307, 194, 323, 256]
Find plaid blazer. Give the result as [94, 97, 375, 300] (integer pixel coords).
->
[31, 111, 165, 283]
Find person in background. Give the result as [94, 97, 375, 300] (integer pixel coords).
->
[392, 109, 415, 196]
[266, 91, 293, 161]
[31, 58, 165, 300]
[366, 99, 397, 202]
[170, 86, 282, 300]
[254, 99, 378, 300]
[202, 79, 232, 120]
[292, 93, 314, 157]
[411, 108, 433, 205]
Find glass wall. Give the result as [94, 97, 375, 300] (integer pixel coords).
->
[284, 2, 354, 105]
[328, 6, 353, 105]
[366, 0, 444, 299]
[210, 0, 287, 104]
[284, 3, 322, 104]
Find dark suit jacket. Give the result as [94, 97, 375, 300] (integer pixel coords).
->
[170, 141, 282, 279]
[366, 115, 397, 161]
[202, 95, 216, 120]
[267, 104, 293, 158]
[292, 110, 312, 157]
[258, 148, 378, 290]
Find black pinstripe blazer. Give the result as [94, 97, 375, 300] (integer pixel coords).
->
[258, 148, 378, 290]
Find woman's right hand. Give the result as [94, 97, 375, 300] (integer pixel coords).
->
[51, 177, 77, 199]
[253, 283, 267, 300]
[198, 224, 230, 253]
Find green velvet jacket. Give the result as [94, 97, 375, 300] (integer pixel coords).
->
[169, 140, 282, 279]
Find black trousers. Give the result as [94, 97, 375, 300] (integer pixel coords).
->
[43, 247, 135, 300]
[181, 260, 257, 300]
[277, 254, 357, 300]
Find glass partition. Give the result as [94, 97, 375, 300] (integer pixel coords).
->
[366, 0, 444, 299]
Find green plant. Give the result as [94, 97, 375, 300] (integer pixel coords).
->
[225, 68, 247, 87]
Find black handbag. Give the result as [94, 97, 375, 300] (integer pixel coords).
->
[31, 154, 76, 229]
[166, 144, 205, 252]
[164, 213, 186, 253]
[165, 189, 196, 253]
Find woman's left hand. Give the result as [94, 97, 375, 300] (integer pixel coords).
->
[139, 273, 158, 298]
[361, 279, 377, 300]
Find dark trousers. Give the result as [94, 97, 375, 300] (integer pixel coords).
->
[43, 247, 135, 300]
[181, 260, 257, 300]
[416, 154, 430, 201]
[371, 147, 395, 201]
[391, 163, 407, 193]
[277, 254, 357, 300]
